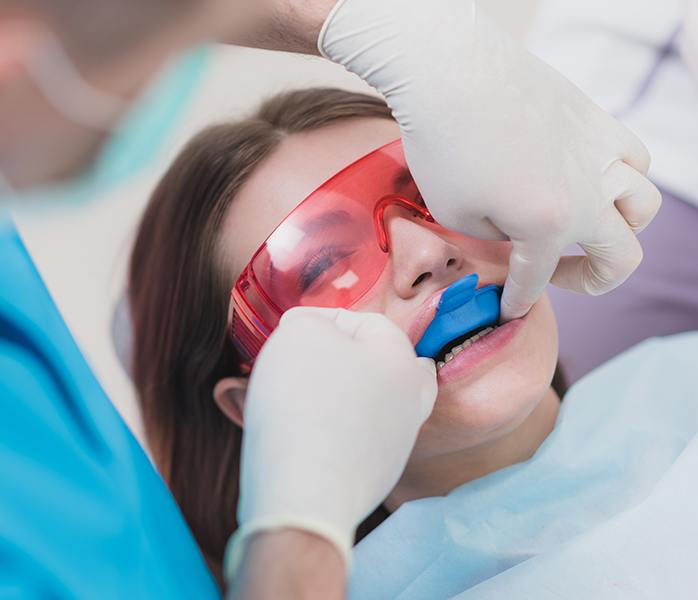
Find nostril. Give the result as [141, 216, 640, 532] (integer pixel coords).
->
[412, 272, 432, 287]
[447, 258, 456, 267]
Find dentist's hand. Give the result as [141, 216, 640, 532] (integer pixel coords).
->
[225, 307, 437, 580]
[320, 0, 661, 321]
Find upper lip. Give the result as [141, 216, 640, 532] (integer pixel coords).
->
[407, 277, 501, 347]
[407, 287, 445, 346]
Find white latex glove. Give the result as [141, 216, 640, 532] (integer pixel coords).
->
[319, 0, 662, 321]
[225, 307, 437, 579]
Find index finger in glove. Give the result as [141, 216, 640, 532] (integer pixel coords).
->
[283, 307, 413, 350]
[551, 208, 643, 295]
[333, 309, 414, 351]
[500, 240, 562, 322]
[615, 122, 652, 175]
[278, 306, 343, 327]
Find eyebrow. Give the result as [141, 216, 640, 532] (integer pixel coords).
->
[301, 210, 354, 236]
[392, 167, 415, 191]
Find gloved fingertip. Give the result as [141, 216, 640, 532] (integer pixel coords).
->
[499, 298, 523, 323]
[416, 356, 437, 377]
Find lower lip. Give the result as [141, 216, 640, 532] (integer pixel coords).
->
[436, 316, 525, 385]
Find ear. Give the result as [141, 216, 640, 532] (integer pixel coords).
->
[213, 377, 248, 428]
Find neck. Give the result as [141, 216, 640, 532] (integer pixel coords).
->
[386, 387, 560, 511]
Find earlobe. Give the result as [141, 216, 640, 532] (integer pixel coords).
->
[213, 378, 248, 428]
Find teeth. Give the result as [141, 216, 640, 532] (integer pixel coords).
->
[472, 327, 493, 342]
[436, 326, 498, 371]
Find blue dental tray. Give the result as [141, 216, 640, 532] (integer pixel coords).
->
[415, 273, 501, 359]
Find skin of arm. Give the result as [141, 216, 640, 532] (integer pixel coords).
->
[227, 529, 346, 600]
[209, 0, 339, 54]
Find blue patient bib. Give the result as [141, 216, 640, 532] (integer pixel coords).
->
[0, 216, 218, 598]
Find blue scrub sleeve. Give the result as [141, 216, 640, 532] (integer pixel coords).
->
[0, 216, 219, 599]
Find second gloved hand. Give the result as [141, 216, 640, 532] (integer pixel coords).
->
[225, 307, 437, 579]
[320, 0, 662, 321]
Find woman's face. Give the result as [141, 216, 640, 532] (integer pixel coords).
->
[219, 117, 558, 461]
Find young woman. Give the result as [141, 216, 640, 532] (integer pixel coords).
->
[129, 89, 698, 598]
[128, 87, 566, 585]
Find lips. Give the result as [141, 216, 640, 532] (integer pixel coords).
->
[408, 274, 500, 367]
[436, 314, 525, 384]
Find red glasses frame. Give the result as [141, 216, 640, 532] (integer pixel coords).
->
[228, 140, 434, 364]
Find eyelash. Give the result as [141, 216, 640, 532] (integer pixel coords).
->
[299, 247, 355, 292]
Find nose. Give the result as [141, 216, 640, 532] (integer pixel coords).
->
[386, 209, 464, 299]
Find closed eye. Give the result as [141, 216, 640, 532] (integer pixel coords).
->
[298, 247, 356, 292]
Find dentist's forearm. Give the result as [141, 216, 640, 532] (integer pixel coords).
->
[214, 0, 338, 54]
[269, 0, 340, 53]
[227, 529, 346, 600]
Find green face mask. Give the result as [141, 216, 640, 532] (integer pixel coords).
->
[1, 44, 210, 209]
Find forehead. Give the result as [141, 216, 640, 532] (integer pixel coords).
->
[219, 116, 400, 279]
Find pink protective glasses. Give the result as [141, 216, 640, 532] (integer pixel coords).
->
[229, 139, 435, 364]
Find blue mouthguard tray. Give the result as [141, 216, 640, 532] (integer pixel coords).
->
[415, 273, 501, 358]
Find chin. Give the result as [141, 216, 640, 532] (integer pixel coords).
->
[415, 296, 559, 457]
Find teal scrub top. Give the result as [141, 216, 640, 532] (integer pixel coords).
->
[0, 216, 219, 599]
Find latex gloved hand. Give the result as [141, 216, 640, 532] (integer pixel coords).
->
[225, 307, 437, 578]
[320, 0, 661, 321]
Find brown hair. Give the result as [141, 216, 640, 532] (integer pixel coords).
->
[128, 88, 392, 585]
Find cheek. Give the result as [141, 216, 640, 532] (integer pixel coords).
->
[350, 263, 404, 316]
[415, 296, 559, 456]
